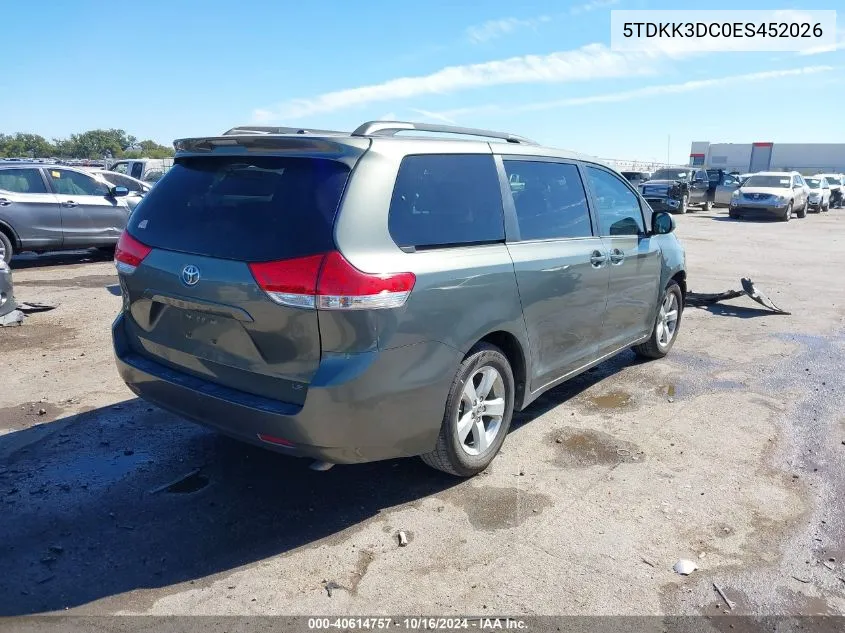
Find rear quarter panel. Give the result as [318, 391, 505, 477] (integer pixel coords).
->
[332, 139, 529, 356]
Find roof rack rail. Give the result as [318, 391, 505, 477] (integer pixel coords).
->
[351, 121, 537, 145]
[222, 125, 347, 136]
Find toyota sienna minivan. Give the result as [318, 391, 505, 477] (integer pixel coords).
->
[112, 121, 686, 477]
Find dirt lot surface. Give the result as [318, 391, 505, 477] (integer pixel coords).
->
[1, 209, 845, 620]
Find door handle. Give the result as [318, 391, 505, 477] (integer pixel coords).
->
[609, 248, 625, 265]
[590, 250, 608, 267]
[63, 200, 78, 207]
[0, 198, 11, 206]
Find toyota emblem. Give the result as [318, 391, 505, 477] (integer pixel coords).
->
[181, 265, 201, 286]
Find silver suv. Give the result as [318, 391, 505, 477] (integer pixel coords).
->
[0, 164, 132, 263]
[112, 121, 686, 477]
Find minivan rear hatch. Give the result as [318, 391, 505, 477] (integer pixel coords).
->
[117, 139, 367, 405]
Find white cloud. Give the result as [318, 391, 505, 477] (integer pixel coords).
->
[440, 65, 835, 119]
[570, 0, 619, 16]
[409, 108, 459, 125]
[253, 44, 666, 121]
[466, 15, 551, 44]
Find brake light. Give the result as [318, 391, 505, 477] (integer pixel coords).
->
[248, 254, 324, 309]
[316, 251, 415, 310]
[248, 251, 415, 310]
[114, 231, 151, 275]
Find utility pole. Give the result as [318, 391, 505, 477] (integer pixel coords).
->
[667, 135, 671, 165]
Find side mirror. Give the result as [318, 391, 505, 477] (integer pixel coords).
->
[111, 186, 129, 198]
[652, 211, 675, 235]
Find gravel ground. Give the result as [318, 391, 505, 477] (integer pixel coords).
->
[0, 207, 844, 620]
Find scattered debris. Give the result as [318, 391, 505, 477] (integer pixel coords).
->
[48, 545, 64, 555]
[698, 552, 707, 560]
[0, 310, 23, 327]
[673, 559, 698, 576]
[792, 576, 812, 584]
[398, 531, 408, 547]
[18, 302, 58, 314]
[324, 581, 342, 597]
[823, 561, 836, 571]
[641, 557, 657, 568]
[38, 408, 46, 416]
[713, 583, 736, 610]
[147, 469, 203, 495]
[686, 278, 790, 315]
[36, 575, 55, 585]
[616, 448, 632, 457]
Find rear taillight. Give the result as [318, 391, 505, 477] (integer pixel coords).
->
[248, 251, 415, 311]
[114, 231, 151, 275]
[248, 254, 324, 309]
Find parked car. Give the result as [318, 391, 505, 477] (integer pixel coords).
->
[109, 158, 173, 184]
[112, 121, 687, 477]
[91, 170, 150, 212]
[804, 176, 831, 213]
[0, 163, 131, 263]
[639, 167, 711, 214]
[620, 171, 651, 187]
[817, 173, 843, 208]
[729, 171, 809, 221]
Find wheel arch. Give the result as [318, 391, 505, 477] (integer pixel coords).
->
[473, 330, 529, 411]
[0, 220, 20, 249]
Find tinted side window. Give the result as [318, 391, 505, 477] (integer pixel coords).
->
[47, 169, 110, 196]
[584, 166, 644, 236]
[0, 168, 48, 194]
[109, 174, 141, 191]
[503, 160, 592, 240]
[388, 154, 504, 249]
[130, 163, 143, 179]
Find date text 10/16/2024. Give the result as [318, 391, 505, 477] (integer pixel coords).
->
[308, 617, 529, 630]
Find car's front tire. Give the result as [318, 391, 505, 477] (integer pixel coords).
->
[797, 200, 807, 218]
[633, 281, 683, 360]
[781, 201, 793, 222]
[421, 343, 515, 477]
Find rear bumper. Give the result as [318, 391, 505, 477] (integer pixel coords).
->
[113, 313, 461, 464]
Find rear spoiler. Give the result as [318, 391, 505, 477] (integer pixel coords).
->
[172, 135, 370, 161]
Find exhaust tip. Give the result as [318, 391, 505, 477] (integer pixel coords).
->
[309, 460, 335, 472]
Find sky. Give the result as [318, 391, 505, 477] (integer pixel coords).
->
[1, 0, 843, 164]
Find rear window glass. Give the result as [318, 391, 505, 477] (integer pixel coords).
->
[0, 168, 48, 194]
[127, 156, 349, 262]
[388, 154, 504, 249]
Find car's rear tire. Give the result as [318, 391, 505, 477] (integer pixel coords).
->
[703, 199, 713, 211]
[781, 201, 793, 222]
[0, 231, 13, 264]
[632, 281, 683, 360]
[421, 343, 515, 477]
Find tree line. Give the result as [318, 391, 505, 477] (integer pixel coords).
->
[0, 129, 175, 160]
